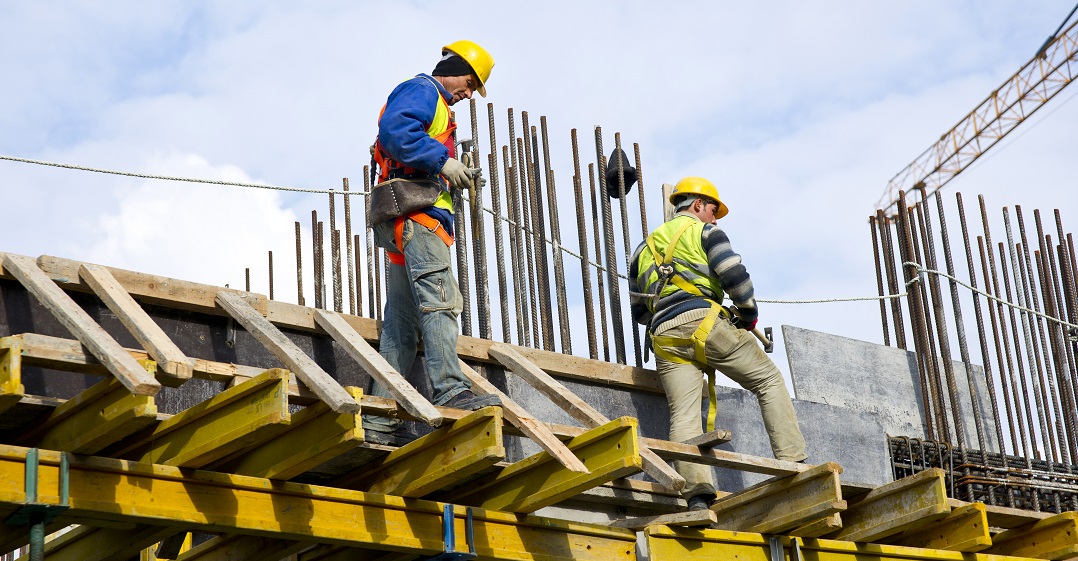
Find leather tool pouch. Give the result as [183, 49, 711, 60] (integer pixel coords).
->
[368, 178, 443, 227]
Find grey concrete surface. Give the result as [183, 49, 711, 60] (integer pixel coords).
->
[784, 325, 1000, 453]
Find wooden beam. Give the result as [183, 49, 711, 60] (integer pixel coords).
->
[177, 534, 313, 561]
[683, 429, 732, 447]
[986, 511, 1078, 560]
[314, 309, 444, 426]
[885, 502, 991, 552]
[0, 336, 25, 415]
[0, 445, 638, 561]
[79, 263, 194, 385]
[1, 253, 160, 396]
[109, 368, 291, 467]
[42, 524, 178, 561]
[21, 375, 157, 454]
[488, 342, 685, 492]
[216, 291, 359, 414]
[983, 502, 1054, 529]
[458, 359, 588, 474]
[792, 513, 843, 537]
[336, 406, 505, 497]
[710, 462, 847, 534]
[217, 387, 365, 480]
[610, 509, 717, 530]
[441, 417, 643, 513]
[830, 468, 950, 543]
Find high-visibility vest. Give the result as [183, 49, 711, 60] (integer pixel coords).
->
[635, 214, 726, 314]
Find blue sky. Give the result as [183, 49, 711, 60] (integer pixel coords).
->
[2, 1, 1077, 381]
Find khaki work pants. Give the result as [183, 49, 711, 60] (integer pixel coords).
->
[655, 315, 807, 498]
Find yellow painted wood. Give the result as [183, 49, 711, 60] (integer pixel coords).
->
[444, 416, 643, 513]
[43, 524, 177, 561]
[28, 375, 158, 454]
[831, 468, 951, 543]
[610, 509, 717, 530]
[986, 511, 1078, 560]
[887, 502, 992, 552]
[793, 512, 843, 537]
[177, 534, 313, 561]
[710, 461, 846, 534]
[2, 253, 160, 396]
[79, 262, 194, 385]
[644, 526, 1040, 561]
[339, 406, 505, 497]
[113, 368, 290, 467]
[0, 445, 636, 561]
[0, 336, 25, 414]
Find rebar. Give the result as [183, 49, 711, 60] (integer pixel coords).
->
[594, 126, 626, 363]
[590, 163, 611, 363]
[572, 129, 598, 359]
[487, 103, 511, 344]
[912, 199, 951, 442]
[353, 234, 363, 317]
[634, 143, 648, 238]
[615, 133, 642, 367]
[507, 109, 533, 347]
[541, 116, 571, 354]
[469, 99, 492, 340]
[979, 235, 1022, 459]
[502, 145, 526, 345]
[343, 178, 355, 315]
[895, 203, 936, 439]
[364, 166, 377, 318]
[329, 191, 343, 313]
[312, 210, 322, 309]
[877, 210, 907, 348]
[453, 133, 472, 337]
[523, 115, 554, 350]
[1035, 211, 1073, 463]
[295, 221, 305, 307]
[268, 250, 274, 301]
[998, 237, 1039, 462]
[870, 215, 892, 347]
[245, 267, 250, 292]
[517, 137, 540, 348]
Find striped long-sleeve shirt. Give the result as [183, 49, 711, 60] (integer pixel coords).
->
[629, 213, 758, 331]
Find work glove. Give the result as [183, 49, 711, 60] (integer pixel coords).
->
[441, 157, 478, 191]
[730, 304, 759, 331]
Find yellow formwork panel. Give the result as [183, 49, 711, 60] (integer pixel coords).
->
[986, 512, 1078, 560]
[0, 445, 636, 561]
[644, 525, 1043, 561]
[0, 336, 25, 414]
[33, 374, 158, 454]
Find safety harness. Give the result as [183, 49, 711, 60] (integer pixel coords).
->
[385, 211, 455, 266]
[642, 218, 731, 432]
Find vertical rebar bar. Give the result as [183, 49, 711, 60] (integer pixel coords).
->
[354, 234, 363, 317]
[332, 229, 343, 313]
[517, 137, 540, 347]
[912, 200, 951, 443]
[634, 143, 649, 238]
[979, 236, 1021, 458]
[312, 210, 322, 309]
[507, 109, 531, 346]
[590, 163, 611, 362]
[453, 131, 472, 337]
[878, 210, 907, 349]
[469, 98, 492, 340]
[870, 215, 892, 346]
[295, 221, 305, 307]
[364, 166, 377, 318]
[594, 126, 626, 363]
[541, 116, 571, 354]
[572, 129, 598, 359]
[503, 145, 527, 345]
[245, 267, 250, 292]
[318, 221, 326, 309]
[614, 133, 642, 367]
[268, 251, 274, 301]
[488, 104, 511, 344]
[523, 115, 554, 350]
[1038, 241, 1076, 463]
[898, 192, 941, 441]
[343, 178, 355, 315]
[998, 235, 1041, 461]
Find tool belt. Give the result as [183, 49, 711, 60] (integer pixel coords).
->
[368, 177, 444, 227]
[650, 302, 732, 433]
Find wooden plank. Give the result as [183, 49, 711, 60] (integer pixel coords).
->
[441, 417, 643, 513]
[336, 406, 505, 497]
[43, 524, 178, 561]
[216, 290, 359, 414]
[109, 369, 291, 467]
[459, 359, 588, 474]
[886, 502, 992, 552]
[986, 511, 1078, 560]
[314, 309, 445, 426]
[710, 462, 846, 534]
[610, 509, 718, 530]
[217, 387, 365, 480]
[983, 502, 1054, 529]
[791, 513, 843, 537]
[0, 445, 639, 561]
[79, 263, 194, 385]
[830, 468, 951, 543]
[0, 336, 25, 415]
[21, 375, 158, 454]
[488, 342, 685, 492]
[683, 429, 733, 447]
[1, 253, 160, 396]
[176, 534, 313, 561]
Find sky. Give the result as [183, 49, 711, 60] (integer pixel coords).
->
[2, 1, 1077, 388]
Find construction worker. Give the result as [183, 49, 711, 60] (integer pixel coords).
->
[364, 41, 500, 444]
[628, 176, 807, 510]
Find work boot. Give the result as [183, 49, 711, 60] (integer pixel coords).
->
[687, 493, 716, 512]
[443, 390, 501, 410]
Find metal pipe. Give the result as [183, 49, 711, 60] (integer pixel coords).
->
[572, 129, 598, 359]
[590, 163, 611, 362]
[614, 133, 642, 367]
[343, 178, 355, 315]
[487, 103, 511, 343]
[469, 99, 492, 340]
[295, 221, 305, 307]
[870, 215, 892, 346]
[594, 126, 627, 363]
[541, 116, 571, 353]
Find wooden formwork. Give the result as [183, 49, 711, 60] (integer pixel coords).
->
[0, 252, 1071, 561]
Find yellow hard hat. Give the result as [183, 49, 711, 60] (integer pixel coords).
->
[669, 176, 729, 219]
[442, 40, 494, 97]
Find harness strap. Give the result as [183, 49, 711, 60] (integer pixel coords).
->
[650, 302, 730, 434]
[386, 212, 455, 266]
[643, 218, 704, 313]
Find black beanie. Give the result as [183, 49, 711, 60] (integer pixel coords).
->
[432, 53, 475, 78]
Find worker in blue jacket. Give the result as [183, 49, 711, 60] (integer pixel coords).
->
[365, 41, 500, 445]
